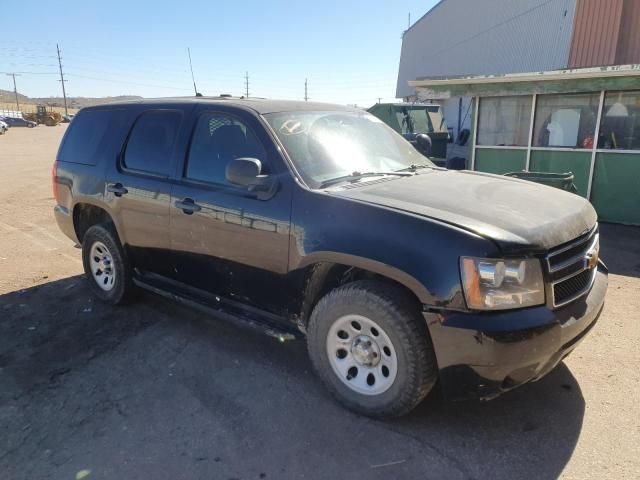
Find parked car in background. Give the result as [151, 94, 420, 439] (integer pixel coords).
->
[62, 114, 75, 123]
[0, 120, 8, 134]
[1, 116, 36, 128]
[53, 97, 607, 418]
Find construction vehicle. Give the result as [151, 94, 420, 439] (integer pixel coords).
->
[24, 105, 62, 126]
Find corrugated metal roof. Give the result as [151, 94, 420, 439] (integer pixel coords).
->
[396, 0, 578, 98]
[616, 0, 640, 65]
[568, 0, 624, 68]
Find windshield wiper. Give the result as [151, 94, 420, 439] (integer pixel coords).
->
[397, 163, 434, 172]
[319, 171, 413, 189]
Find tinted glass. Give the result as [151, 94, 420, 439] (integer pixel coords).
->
[123, 110, 181, 176]
[185, 113, 267, 185]
[533, 93, 600, 148]
[598, 90, 640, 150]
[478, 96, 532, 146]
[58, 109, 124, 165]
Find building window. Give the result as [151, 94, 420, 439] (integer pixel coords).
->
[598, 91, 640, 151]
[477, 96, 532, 147]
[533, 93, 600, 149]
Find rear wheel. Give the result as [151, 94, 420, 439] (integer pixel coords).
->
[307, 280, 438, 418]
[82, 224, 135, 304]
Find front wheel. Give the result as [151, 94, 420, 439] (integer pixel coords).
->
[307, 280, 438, 418]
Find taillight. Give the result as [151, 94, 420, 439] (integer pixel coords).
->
[52, 161, 59, 203]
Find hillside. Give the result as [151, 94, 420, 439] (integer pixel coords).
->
[0, 89, 143, 110]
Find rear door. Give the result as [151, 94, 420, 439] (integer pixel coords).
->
[104, 106, 192, 277]
[169, 106, 292, 314]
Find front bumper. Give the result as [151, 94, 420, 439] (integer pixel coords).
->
[426, 264, 608, 401]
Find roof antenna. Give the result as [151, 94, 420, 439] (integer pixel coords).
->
[187, 47, 200, 96]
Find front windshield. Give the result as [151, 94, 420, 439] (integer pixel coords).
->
[264, 110, 434, 188]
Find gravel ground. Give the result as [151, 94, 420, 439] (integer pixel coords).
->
[1, 125, 639, 480]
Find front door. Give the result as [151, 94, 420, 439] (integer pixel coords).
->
[169, 107, 292, 315]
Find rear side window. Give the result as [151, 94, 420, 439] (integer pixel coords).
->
[58, 109, 124, 165]
[123, 110, 181, 176]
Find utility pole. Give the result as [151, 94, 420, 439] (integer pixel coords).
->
[244, 71, 250, 98]
[378, 97, 382, 104]
[5, 73, 21, 111]
[56, 44, 69, 116]
[187, 47, 198, 96]
[304, 78, 308, 101]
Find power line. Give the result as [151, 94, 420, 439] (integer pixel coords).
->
[0, 71, 57, 75]
[64, 73, 192, 91]
[410, 0, 557, 65]
[56, 44, 69, 116]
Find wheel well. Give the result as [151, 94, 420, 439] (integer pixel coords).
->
[299, 262, 422, 325]
[73, 203, 114, 243]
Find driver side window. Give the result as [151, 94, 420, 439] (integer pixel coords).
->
[185, 113, 267, 186]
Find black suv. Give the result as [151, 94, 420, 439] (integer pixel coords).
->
[53, 98, 607, 418]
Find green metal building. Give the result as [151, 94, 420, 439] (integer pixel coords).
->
[410, 64, 640, 225]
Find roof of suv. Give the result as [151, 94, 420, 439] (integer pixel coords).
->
[87, 97, 361, 115]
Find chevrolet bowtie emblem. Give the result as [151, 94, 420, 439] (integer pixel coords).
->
[585, 236, 599, 270]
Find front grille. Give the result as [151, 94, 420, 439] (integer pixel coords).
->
[553, 269, 595, 306]
[546, 226, 599, 308]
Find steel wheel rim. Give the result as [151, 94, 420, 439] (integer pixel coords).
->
[89, 241, 116, 291]
[326, 314, 398, 395]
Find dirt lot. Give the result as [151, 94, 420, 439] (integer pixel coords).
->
[1, 125, 639, 480]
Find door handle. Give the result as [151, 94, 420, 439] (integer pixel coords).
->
[107, 183, 128, 197]
[175, 198, 202, 215]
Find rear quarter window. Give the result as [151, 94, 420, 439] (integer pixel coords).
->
[57, 109, 125, 165]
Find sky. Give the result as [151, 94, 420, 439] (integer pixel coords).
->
[1, 0, 439, 108]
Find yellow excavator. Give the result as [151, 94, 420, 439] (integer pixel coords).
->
[23, 105, 62, 126]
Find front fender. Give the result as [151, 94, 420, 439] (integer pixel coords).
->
[289, 188, 498, 310]
[297, 251, 435, 304]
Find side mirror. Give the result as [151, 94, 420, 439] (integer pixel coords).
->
[225, 157, 276, 199]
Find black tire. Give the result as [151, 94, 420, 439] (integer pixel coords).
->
[307, 280, 438, 418]
[82, 224, 135, 305]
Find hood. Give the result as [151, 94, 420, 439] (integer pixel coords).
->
[331, 169, 597, 252]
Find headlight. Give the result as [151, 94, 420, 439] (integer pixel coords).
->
[460, 257, 545, 310]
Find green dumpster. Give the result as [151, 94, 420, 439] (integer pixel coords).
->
[504, 171, 578, 193]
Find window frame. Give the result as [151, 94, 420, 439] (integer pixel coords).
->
[119, 108, 184, 180]
[472, 88, 640, 203]
[180, 110, 270, 191]
[531, 92, 601, 150]
[476, 95, 534, 147]
[597, 89, 640, 152]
